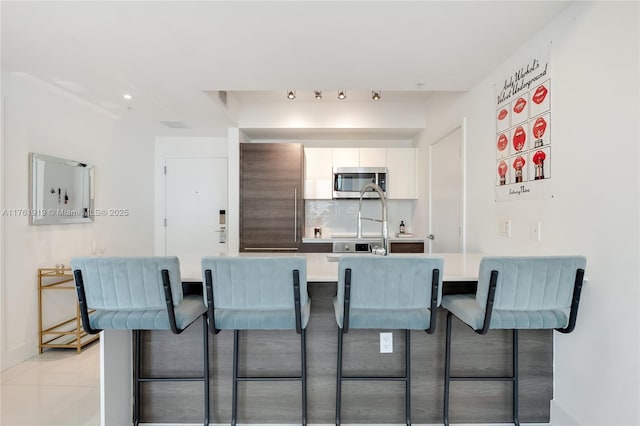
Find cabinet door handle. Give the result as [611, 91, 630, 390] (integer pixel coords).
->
[294, 187, 297, 242]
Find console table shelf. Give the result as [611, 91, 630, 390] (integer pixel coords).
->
[38, 267, 99, 353]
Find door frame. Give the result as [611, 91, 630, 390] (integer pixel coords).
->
[427, 117, 467, 253]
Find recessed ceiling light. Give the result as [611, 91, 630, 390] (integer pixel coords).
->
[371, 91, 381, 101]
[337, 90, 346, 100]
[122, 93, 132, 100]
[287, 90, 296, 100]
[314, 91, 322, 100]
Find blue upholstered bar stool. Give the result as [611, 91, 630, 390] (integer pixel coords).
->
[201, 257, 310, 426]
[334, 256, 444, 426]
[442, 256, 586, 426]
[71, 256, 210, 426]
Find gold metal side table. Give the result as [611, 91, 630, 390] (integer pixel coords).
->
[38, 267, 99, 353]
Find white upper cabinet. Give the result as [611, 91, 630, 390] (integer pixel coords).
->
[304, 147, 417, 199]
[331, 148, 360, 168]
[359, 148, 387, 167]
[386, 148, 417, 199]
[304, 147, 333, 199]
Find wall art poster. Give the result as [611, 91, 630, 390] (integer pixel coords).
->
[495, 46, 552, 201]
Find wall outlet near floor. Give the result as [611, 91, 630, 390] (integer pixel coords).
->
[380, 332, 393, 353]
[530, 221, 542, 241]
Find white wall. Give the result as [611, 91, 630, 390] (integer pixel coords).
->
[0, 72, 156, 370]
[237, 99, 427, 131]
[419, 2, 639, 425]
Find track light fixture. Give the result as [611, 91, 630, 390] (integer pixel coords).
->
[287, 90, 296, 100]
[314, 91, 322, 100]
[371, 91, 381, 101]
[337, 90, 346, 100]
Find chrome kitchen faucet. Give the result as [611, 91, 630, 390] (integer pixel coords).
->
[357, 182, 388, 255]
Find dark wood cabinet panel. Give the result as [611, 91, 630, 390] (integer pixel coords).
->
[240, 143, 304, 252]
[389, 242, 425, 253]
[301, 243, 333, 253]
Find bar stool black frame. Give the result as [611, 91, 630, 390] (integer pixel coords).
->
[336, 268, 440, 426]
[74, 269, 210, 426]
[204, 269, 307, 426]
[443, 268, 585, 426]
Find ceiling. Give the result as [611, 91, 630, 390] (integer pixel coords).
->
[1, 1, 573, 136]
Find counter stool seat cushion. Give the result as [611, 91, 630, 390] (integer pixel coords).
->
[333, 306, 432, 330]
[86, 294, 206, 331]
[215, 304, 311, 330]
[442, 294, 568, 330]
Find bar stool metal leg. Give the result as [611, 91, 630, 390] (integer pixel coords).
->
[335, 328, 343, 426]
[513, 329, 520, 426]
[444, 311, 452, 426]
[203, 315, 210, 426]
[230, 327, 306, 426]
[335, 328, 412, 426]
[444, 312, 521, 426]
[133, 330, 142, 426]
[405, 329, 411, 426]
[232, 329, 240, 426]
[301, 328, 307, 426]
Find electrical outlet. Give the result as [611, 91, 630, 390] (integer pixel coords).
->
[530, 221, 542, 241]
[380, 332, 393, 353]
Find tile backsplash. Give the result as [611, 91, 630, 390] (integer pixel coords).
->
[305, 199, 417, 238]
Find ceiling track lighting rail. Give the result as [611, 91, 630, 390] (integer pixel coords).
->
[285, 90, 380, 101]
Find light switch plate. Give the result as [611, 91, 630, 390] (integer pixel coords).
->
[500, 220, 512, 237]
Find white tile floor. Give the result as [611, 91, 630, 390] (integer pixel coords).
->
[0, 342, 100, 426]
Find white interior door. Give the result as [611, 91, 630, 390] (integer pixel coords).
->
[428, 120, 466, 253]
[164, 157, 227, 277]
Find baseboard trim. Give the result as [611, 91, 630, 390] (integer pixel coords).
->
[1, 343, 31, 372]
[551, 399, 582, 426]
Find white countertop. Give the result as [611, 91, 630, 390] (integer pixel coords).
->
[302, 236, 426, 243]
[183, 252, 483, 282]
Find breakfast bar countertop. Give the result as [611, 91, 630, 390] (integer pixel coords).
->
[182, 252, 483, 283]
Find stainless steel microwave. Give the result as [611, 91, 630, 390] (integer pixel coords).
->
[333, 167, 387, 199]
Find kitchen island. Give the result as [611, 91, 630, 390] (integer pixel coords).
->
[99, 253, 553, 425]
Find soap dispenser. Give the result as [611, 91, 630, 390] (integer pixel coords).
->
[399, 220, 406, 234]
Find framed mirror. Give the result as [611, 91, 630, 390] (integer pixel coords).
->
[30, 153, 94, 225]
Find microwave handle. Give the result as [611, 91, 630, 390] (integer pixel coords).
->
[334, 174, 339, 191]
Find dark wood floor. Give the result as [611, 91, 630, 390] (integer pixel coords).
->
[140, 282, 552, 424]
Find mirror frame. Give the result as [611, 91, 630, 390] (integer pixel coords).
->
[30, 153, 95, 225]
